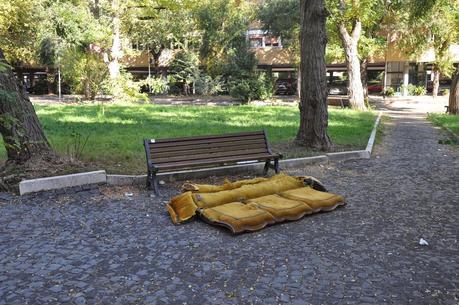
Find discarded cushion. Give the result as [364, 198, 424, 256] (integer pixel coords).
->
[165, 174, 345, 233]
[166, 191, 198, 224]
[182, 177, 269, 193]
[248, 194, 313, 221]
[192, 174, 304, 209]
[279, 187, 345, 211]
[200, 202, 276, 233]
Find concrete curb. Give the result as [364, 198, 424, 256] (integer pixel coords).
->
[366, 111, 383, 156]
[19, 112, 384, 192]
[326, 150, 370, 161]
[19, 170, 106, 195]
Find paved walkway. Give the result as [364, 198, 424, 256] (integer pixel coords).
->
[0, 101, 458, 305]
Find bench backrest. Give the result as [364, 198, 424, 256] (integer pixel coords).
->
[144, 130, 273, 170]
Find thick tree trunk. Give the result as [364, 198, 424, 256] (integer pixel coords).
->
[338, 21, 366, 110]
[297, 67, 301, 99]
[294, 0, 332, 150]
[108, 0, 121, 80]
[449, 69, 458, 115]
[432, 65, 440, 98]
[0, 49, 53, 164]
[361, 59, 368, 101]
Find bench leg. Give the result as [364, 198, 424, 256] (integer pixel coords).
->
[263, 161, 270, 175]
[147, 171, 160, 195]
[274, 158, 280, 173]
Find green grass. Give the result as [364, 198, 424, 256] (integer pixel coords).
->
[428, 113, 459, 136]
[0, 104, 376, 173]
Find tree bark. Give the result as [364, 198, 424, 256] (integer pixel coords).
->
[45, 66, 55, 94]
[108, 0, 121, 80]
[361, 59, 368, 101]
[432, 65, 440, 98]
[449, 68, 458, 115]
[294, 0, 332, 150]
[0, 49, 53, 164]
[338, 20, 366, 110]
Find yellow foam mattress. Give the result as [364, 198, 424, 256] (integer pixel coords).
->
[166, 174, 345, 233]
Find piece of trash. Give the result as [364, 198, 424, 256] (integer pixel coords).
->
[159, 180, 166, 185]
[124, 192, 133, 197]
[419, 238, 429, 246]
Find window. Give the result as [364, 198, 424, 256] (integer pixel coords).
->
[264, 36, 279, 47]
[249, 38, 263, 48]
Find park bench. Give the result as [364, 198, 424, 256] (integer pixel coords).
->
[143, 130, 282, 194]
[327, 96, 350, 108]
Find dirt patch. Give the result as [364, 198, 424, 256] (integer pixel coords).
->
[0, 156, 98, 193]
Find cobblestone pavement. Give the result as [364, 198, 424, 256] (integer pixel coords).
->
[1, 105, 458, 305]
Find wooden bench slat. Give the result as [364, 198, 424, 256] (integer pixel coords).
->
[151, 143, 268, 158]
[152, 148, 270, 164]
[149, 130, 265, 144]
[155, 153, 277, 170]
[148, 134, 266, 148]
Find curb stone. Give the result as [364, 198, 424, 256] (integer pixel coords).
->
[19, 170, 106, 195]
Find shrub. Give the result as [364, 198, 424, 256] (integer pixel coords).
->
[229, 73, 276, 103]
[169, 49, 200, 95]
[61, 50, 108, 100]
[102, 71, 149, 103]
[254, 73, 276, 100]
[140, 77, 169, 95]
[229, 79, 254, 103]
[407, 84, 427, 96]
[414, 85, 427, 96]
[195, 74, 224, 95]
[440, 88, 450, 96]
[383, 87, 395, 97]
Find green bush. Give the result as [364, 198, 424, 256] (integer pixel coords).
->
[229, 73, 276, 103]
[229, 79, 254, 103]
[440, 88, 450, 96]
[195, 75, 224, 95]
[384, 87, 395, 97]
[414, 85, 427, 96]
[61, 50, 108, 100]
[254, 73, 276, 100]
[102, 71, 149, 103]
[407, 84, 426, 96]
[140, 77, 169, 95]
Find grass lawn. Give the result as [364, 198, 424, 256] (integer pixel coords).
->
[0, 104, 376, 174]
[428, 113, 459, 137]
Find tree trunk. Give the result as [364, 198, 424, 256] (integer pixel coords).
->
[83, 78, 91, 100]
[338, 21, 366, 110]
[297, 67, 301, 99]
[108, 0, 121, 80]
[294, 0, 332, 150]
[361, 59, 368, 101]
[0, 49, 53, 164]
[45, 66, 55, 94]
[432, 65, 440, 98]
[449, 69, 458, 115]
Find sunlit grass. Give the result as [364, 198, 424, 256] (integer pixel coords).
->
[0, 104, 376, 173]
[428, 113, 459, 138]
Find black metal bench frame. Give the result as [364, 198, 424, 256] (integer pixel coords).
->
[143, 130, 282, 194]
